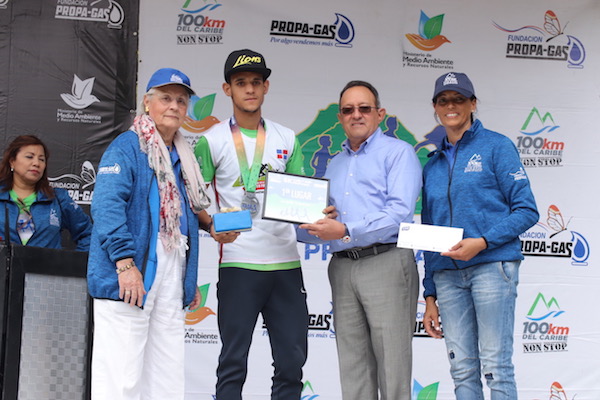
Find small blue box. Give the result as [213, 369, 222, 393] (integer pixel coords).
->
[213, 210, 253, 233]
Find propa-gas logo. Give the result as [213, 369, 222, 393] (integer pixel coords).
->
[177, 0, 225, 45]
[55, 0, 124, 29]
[515, 107, 564, 168]
[269, 13, 355, 48]
[522, 293, 569, 354]
[520, 204, 590, 265]
[493, 10, 585, 68]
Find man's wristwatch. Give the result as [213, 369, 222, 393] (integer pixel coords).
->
[341, 224, 351, 243]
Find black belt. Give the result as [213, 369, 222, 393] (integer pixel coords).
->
[333, 243, 396, 260]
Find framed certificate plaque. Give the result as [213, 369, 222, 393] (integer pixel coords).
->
[262, 171, 329, 224]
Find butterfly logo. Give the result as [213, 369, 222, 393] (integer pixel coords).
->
[544, 10, 568, 42]
[547, 205, 572, 238]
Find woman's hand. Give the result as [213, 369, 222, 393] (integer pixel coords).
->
[423, 296, 443, 339]
[117, 259, 147, 307]
[188, 286, 201, 310]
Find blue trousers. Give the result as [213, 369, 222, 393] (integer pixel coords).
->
[215, 267, 308, 400]
[434, 261, 520, 400]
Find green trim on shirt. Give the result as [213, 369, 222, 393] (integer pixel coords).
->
[219, 260, 301, 271]
[195, 135, 216, 182]
[285, 137, 305, 175]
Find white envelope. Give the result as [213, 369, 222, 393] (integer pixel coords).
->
[397, 222, 463, 252]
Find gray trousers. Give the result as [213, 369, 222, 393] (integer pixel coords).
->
[328, 247, 418, 400]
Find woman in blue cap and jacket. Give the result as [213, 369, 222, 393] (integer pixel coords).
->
[87, 68, 211, 400]
[422, 72, 539, 399]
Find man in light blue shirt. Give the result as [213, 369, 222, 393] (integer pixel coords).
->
[299, 80, 422, 400]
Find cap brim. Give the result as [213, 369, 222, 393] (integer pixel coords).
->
[152, 82, 195, 96]
[226, 67, 271, 82]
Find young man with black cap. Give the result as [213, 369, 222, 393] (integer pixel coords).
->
[194, 49, 308, 400]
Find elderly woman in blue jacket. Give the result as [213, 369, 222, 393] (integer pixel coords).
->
[422, 72, 539, 400]
[87, 68, 211, 400]
[0, 135, 91, 250]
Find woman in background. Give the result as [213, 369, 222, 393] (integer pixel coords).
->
[0, 135, 91, 250]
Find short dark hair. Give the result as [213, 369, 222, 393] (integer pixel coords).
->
[339, 80, 381, 109]
[0, 135, 54, 198]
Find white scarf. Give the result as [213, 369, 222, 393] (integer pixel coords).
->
[131, 114, 210, 251]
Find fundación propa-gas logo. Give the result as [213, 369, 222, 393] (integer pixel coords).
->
[49, 161, 96, 205]
[176, 0, 225, 45]
[269, 13, 355, 48]
[54, 0, 124, 29]
[521, 293, 569, 354]
[493, 10, 585, 68]
[515, 107, 564, 168]
[520, 204, 590, 265]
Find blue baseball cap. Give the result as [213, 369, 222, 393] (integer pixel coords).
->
[432, 72, 475, 101]
[146, 68, 195, 95]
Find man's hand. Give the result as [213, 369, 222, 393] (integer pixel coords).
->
[441, 237, 487, 261]
[299, 218, 346, 241]
[322, 205, 338, 220]
[210, 226, 240, 244]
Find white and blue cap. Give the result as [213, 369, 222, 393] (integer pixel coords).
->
[146, 68, 195, 95]
[432, 72, 475, 101]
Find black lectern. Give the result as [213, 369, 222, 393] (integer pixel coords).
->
[0, 245, 91, 400]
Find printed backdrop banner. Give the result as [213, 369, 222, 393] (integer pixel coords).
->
[136, 1, 600, 399]
[2, 0, 598, 399]
[136, 0, 600, 399]
[0, 0, 139, 217]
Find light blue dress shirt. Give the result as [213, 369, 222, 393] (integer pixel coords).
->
[324, 128, 422, 253]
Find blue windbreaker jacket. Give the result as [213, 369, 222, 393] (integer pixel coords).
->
[87, 131, 199, 306]
[0, 187, 91, 251]
[422, 120, 539, 298]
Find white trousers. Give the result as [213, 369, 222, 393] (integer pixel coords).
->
[91, 237, 187, 400]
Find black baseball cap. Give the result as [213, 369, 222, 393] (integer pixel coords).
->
[224, 49, 271, 83]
